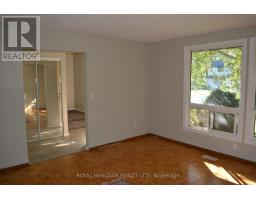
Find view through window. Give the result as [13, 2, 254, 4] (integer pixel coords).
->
[189, 47, 242, 134]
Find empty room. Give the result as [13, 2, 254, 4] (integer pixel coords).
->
[1, 11, 256, 197]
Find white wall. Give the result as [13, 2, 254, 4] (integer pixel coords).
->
[0, 60, 29, 169]
[0, 28, 149, 169]
[73, 53, 86, 112]
[39, 30, 150, 148]
[2, 23, 256, 169]
[149, 26, 256, 162]
[66, 53, 86, 112]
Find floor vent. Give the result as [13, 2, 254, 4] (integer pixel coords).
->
[202, 155, 218, 161]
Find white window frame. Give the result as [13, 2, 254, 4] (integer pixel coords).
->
[245, 37, 256, 145]
[183, 39, 247, 142]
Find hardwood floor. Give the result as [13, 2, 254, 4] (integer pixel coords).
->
[0, 134, 256, 185]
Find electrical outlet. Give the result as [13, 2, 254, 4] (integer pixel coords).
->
[133, 123, 137, 128]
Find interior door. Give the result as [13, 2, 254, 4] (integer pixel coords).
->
[23, 60, 64, 141]
[38, 61, 64, 139]
[23, 61, 40, 141]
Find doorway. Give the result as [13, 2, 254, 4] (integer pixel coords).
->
[23, 52, 87, 163]
[66, 53, 86, 132]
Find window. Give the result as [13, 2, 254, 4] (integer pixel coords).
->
[245, 37, 256, 145]
[183, 39, 247, 142]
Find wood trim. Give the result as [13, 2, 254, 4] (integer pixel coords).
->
[1, 132, 255, 173]
[154, 134, 256, 166]
[88, 133, 153, 150]
[85, 132, 256, 166]
[0, 163, 29, 173]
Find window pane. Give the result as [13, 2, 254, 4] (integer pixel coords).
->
[190, 47, 242, 108]
[190, 108, 208, 130]
[212, 112, 235, 133]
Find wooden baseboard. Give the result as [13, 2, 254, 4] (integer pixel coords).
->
[0, 163, 29, 173]
[154, 134, 256, 166]
[1, 133, 255, 172]
[89, 133, 153, 150]
[86, 132, 256, 165]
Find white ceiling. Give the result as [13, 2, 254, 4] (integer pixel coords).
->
[40, 15, 256, 43]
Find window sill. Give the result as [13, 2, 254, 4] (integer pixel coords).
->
[183, 126, 243, 143]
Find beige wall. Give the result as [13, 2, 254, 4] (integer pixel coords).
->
[149, 26, 256, 162]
